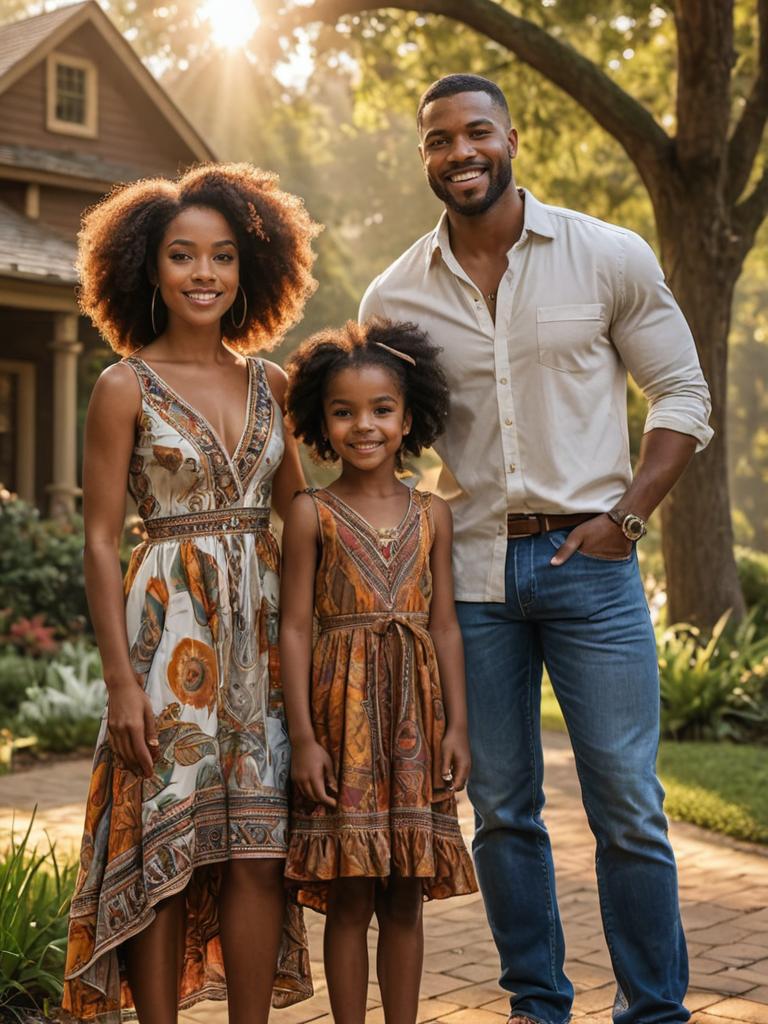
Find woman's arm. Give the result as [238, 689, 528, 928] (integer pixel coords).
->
[428, 495, 470, 792]
[279, 493, 336, 807]
[83, 363, 158, 778]
[263, 360, 306, 521]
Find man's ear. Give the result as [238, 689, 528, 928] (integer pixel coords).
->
[417, 142, 426, 168]
[507, 127, 519, 159]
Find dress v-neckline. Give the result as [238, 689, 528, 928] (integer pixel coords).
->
[320, 486, 414, 540]
[136, 356, 254, 466]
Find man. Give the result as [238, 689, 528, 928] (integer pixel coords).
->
[359, 74, 712, 1024]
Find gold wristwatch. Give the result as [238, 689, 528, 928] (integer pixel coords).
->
[607, 508, 647, 541]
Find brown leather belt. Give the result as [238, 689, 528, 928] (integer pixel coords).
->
[507, 512, 598, 538]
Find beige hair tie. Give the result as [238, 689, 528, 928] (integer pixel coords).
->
[375, 341, 416, 366]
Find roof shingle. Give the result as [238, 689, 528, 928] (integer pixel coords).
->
[0, 2, 88, 81]
[0, 201, 77, 284]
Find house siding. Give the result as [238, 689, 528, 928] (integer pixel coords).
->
[0, 21, 199, 176]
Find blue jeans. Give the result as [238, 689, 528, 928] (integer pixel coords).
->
[456, 532, 689, 1024]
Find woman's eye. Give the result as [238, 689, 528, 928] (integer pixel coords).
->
[215, 253, 234, 262]
[170, 252, 191, 261]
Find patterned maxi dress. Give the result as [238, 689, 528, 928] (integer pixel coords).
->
[63, 356, 311, 1021]
[284, 487, 477, 912]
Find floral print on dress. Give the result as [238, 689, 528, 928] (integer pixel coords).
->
[63, 357, 312, 1022]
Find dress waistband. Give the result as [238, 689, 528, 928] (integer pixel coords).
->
[318, 611, 430, 633]
[144, 508, 271, 542]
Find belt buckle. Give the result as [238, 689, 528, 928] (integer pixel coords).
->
[507, 513, 543, 537]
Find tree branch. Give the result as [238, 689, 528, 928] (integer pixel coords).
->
[673, 0, 735, 168]
[733, 165, 768, 254]
[726, 0, 768, 204]
[272, 0, 672, 187]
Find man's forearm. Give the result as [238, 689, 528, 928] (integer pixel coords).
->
[618, 427, 698, 520]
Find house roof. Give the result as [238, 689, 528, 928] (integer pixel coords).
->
[0, 2, 88, 81]
[0, 201, 77, 285]
[0, 1, 214, 163]
[0, 143, 145, 186]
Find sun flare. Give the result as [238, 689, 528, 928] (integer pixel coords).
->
[199, 0, 261, 50]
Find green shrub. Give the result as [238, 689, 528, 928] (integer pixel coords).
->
[0, 493, 87, 637]
[658, 610, 768, 742]
[0, 656, 47, 722]
[736, 545, 768, 613]
[0, 818, 76, 1013]
[17, 660, 105, 754]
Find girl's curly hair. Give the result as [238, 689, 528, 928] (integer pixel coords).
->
[77, 162, 321, 355]
[285, 318, 450, 463]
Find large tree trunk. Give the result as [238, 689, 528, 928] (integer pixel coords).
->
[656, 193, 747, 626]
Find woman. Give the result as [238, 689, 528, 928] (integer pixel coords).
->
[62, 163, 319, 1024]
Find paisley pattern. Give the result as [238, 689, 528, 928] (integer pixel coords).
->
[63, 357, 312, 1022]
[284, 488, 477, 913]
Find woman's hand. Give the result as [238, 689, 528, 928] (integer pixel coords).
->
[107, 676, 159, 779]
[440, 726, 471, 792]
[291, 736, 337, 807]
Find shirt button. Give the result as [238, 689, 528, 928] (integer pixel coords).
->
[505, 418, 513, 426]
[499, 377, 508, 385]
[498, 524, 505, 535]
[509, 464, 516, 473]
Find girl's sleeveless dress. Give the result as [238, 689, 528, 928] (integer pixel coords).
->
[63, 356, 311, 1021]
[284, 487, 477, 911]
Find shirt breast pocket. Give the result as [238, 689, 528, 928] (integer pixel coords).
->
[536, 303, 606, 373]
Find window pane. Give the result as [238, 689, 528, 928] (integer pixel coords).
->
[0, 372, 18, 492]
[56, 63, 87, 124]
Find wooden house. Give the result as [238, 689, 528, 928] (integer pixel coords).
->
[0, 0, 214, 514]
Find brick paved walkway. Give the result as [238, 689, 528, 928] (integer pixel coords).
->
[2, 733, 767, 1023]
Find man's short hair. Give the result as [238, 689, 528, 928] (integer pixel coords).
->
[417, 74, 511, 129]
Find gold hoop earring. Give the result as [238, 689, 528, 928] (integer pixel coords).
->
[151, 285, 160, 336]
[230, 284, 247, 329]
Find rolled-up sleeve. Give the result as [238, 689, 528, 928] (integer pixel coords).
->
[611, 231, 713, 451]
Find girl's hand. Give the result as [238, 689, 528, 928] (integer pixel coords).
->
[440, 726, 471, 792]
[291, 737, 337, 808]
[107, 676, 159, 779]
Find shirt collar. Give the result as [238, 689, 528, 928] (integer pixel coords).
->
[427, 186, 555, 270]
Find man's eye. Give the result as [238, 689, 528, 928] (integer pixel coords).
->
[428, 139, 447, 148]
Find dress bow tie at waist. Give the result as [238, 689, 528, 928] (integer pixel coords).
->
[318, 611, 430, 635]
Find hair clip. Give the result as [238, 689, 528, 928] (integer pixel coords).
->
[375, 341, 416, 366]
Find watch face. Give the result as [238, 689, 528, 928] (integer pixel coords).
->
[624, 515, 646, 540]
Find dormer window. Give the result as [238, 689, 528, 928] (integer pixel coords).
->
[46, 53, 97, 137]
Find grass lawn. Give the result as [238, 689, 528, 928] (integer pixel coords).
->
[541, 681, 768, 845]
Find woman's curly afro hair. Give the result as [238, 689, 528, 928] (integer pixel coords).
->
[77, 162, 321, 355]
[285, 318, 450, 464]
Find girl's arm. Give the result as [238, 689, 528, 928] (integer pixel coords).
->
[279, 493, 336, 807]
[428, 495, 471, 792]
[83, 363, 158, 778]
[264, 361, 306, 521]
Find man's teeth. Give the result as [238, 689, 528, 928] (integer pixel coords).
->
[450, 170, 484, 182]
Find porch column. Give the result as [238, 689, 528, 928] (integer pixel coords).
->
[47, 313, 82, 517]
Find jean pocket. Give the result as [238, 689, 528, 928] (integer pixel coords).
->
[536, 303, 606, 373]
[574, 547, 634, 563]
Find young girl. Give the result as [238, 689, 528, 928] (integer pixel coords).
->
[280, 319, 477, 1024]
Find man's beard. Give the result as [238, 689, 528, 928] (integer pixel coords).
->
[428, 157, 513, 216]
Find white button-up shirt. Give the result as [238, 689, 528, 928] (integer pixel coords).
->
[359, 190, 713, 602]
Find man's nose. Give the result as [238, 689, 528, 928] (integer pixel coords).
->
[447, 135, 478, 161]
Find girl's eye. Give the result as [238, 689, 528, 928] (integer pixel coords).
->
[332, 410, 351, 418]
[375, 407, 394, 415]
